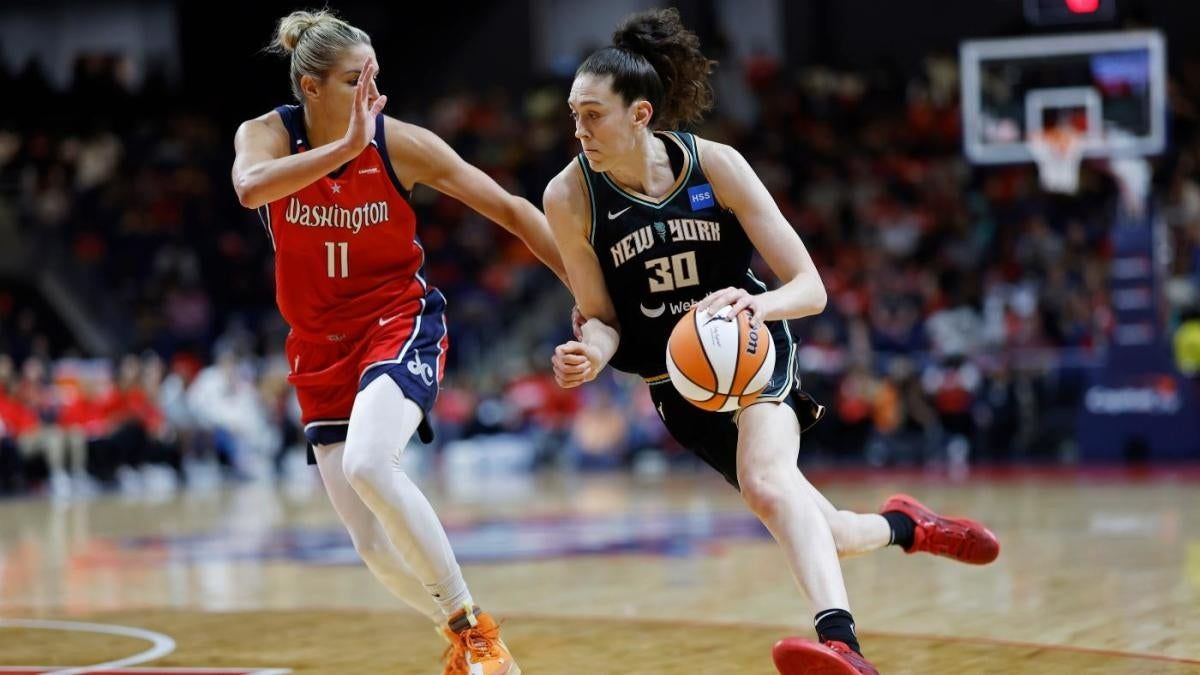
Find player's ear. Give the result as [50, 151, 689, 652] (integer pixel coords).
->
[300, 74, 321, 101]
[632, 99, 654, 129]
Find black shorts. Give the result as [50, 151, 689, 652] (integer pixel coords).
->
[644, 319, 825, 490]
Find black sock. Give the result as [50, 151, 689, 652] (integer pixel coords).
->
[448, 605, 480, 632]
[815, 608, 860, 654]
[883, 510, 916, 550]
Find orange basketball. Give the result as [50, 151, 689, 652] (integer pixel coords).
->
[665, 305, 776, 412]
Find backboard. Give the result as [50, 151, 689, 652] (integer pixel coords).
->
[960, 30, 1166, 166]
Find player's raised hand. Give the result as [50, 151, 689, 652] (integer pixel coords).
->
[552, 341, 602, 388]
[343, 56, 387, 154]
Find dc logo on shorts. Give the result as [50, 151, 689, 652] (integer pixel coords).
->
[688, 183, 715, 211]
[407, 348, 435, 386]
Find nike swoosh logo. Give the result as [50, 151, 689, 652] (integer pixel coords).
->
[378, 313, 403, 326]
[639, 302, 666, 318]
[608, 207, 632, 220]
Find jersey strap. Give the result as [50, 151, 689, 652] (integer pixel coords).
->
[274, 104, 306, 153]
[576, 155, 598, 245]
[372, 113, 411, 201]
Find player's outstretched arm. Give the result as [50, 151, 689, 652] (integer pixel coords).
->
[386, 120, 568, 287]
[233, 57, 386, 209]
[544, 164, 620, 388]
[693, 139, 828, 322]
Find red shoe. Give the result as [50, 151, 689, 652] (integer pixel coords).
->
[881, 493, 999, 565]
[772, 638, 879, 675]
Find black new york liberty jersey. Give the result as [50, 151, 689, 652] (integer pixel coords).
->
[580, 131, 767, 379]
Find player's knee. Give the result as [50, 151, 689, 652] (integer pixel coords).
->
[341, 442, 386, 496]
[738, 468, 789, 521]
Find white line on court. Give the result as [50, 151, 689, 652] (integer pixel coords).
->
[0, 618, 175, 675]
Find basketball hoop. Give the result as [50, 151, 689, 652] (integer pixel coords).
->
[1029, 129, 1086, 194]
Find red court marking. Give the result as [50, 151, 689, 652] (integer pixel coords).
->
[0, 662, 278, 667]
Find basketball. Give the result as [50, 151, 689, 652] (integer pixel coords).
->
[665, 305, 776, 412]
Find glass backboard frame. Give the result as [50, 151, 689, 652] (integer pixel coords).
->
[960, 30, 1166, 165]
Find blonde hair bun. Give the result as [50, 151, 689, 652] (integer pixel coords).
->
[268, 9, 371, 101]
[274, 10, 330, 54]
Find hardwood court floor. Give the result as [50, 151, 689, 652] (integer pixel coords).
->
[0, 468, 1197, 673]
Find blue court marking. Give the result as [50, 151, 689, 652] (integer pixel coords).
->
[119, 512, 772, 564]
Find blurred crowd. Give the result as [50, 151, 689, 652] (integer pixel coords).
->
[3, 46, 1200, 496]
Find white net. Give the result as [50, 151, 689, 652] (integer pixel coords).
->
[1029, 129, 1086, 194]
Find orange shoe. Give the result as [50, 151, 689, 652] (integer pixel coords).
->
[440, 625, 467, 675]
[441, 603, 520, 675]
[881, 493, 1000, 565]
[773, 638, 879, 675]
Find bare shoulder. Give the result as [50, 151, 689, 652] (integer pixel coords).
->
[240, 109, 287, 130]
[544, 161, 587, 214]
[234, 110, 289, 153]
[693, 136, 745, 174]
[382, 116, 443, 156]
[543, 162, 591, 238]
[382, 117, 460, 187]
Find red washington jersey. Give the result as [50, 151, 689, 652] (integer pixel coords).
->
[257, 105, 434, 343]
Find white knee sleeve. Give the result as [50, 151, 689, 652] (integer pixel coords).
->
[315, 441, 441, 623]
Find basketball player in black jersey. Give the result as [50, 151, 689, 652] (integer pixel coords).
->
[545, 9, 1000, 675]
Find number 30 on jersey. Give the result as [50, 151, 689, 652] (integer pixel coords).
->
[645, 251, 699, 293]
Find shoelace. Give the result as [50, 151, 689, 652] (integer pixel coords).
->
[461, 623, 502, 661]
[441, 630, 468, 675]
[823, 642, 874, 672]
[824, 641, 852, 655]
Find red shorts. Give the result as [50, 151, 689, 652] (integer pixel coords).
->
[287, 290, 448, 450]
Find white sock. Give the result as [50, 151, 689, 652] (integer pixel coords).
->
[426, 569, 475, 619]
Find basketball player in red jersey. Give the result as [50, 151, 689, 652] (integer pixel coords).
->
[547, 10, 999, 674]
[232, 11, 552, 674]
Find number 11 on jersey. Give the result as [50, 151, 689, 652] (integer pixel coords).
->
[325, 241, 349, 278]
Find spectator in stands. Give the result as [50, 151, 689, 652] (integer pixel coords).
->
[0, 354, 31, 492]
[10, 356, 71, 495]
[922, 354, 982, 466]
[185, 348, 274, 479]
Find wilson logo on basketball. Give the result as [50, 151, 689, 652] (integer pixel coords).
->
[284, 197, 389, 234]
[666, 306, 776, 413]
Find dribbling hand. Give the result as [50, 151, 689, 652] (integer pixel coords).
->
[343, 57, 387, 155]
[695, 287, 765, 328]
[552, 341, 602, 388]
